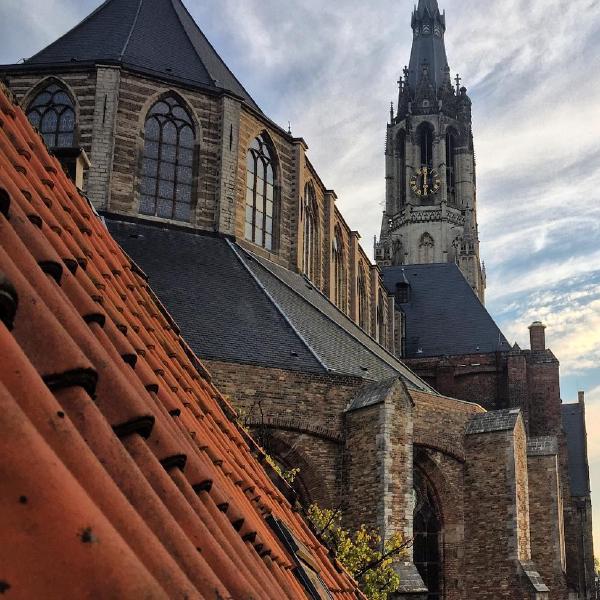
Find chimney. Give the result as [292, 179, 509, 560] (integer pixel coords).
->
[578, 391, 585, 405]
[528, 321, 546, 352]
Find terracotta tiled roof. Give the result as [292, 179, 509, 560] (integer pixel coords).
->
[0, 84, 363, 599]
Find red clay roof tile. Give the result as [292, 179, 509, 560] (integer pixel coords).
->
[0, 83, 364, 599]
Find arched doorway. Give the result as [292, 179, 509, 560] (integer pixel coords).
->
[414, 469, 443, 599]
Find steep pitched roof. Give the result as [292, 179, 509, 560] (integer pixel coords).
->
[0, 85, 361, 599]
[383, 263, 510, 358]
[562, 403, 591, 497]
[16, 0, 260, 110]
[107, 218, 433, 392]
[408, 0, 450, 92]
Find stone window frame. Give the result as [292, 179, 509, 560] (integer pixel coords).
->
[417, 121, 435, 168]
[301, 181, 319, 283]
[445, 126, 459, 204]
[138, 93, 198, 223]
[377, 288, 386, 346]
[357, 262, 368, 332]
[24, 77, 79, 149]
[419, 232, 435, 264]
[413, 467, 444, 600]
[332, 225, 346, 311]
[245, 132, 278, 252]
[396, 129, 407, 206]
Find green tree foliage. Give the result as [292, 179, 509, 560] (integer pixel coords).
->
[307, 504, 410, 600]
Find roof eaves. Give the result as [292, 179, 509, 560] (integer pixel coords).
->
[226, 239, 330, 374]
[243, 250, 433, 392]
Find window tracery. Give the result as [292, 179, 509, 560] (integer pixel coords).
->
[445, 128, 458, 204]
[414, 470, 442, 600]
[302, 183, 318, 281]
[357, 265, 368, 331]
[26, 82, 76, 148]
[139, 95, 195, 222]
[418, 122, 434, 168]
[332, 226, 345, 310]
[419, 232, 435, 263]
[245, 133, 276, 251]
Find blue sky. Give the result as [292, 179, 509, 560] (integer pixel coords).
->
[1, 0, 600, 554]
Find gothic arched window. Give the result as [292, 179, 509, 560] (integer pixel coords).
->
[302, 183, 319, 281]
[418, 122, 434, 168]
[377, 289, 385, 345]
[26, 82, 76, 148]
[332, 226, 345, 310]
[419, 233, 435, 264]
[246, 133, 276, 251]
[139, 95, 195, 222]
[445, 128, 458, 204]
[396, 130, 407, 207]
[357, 265, 368, 331]
[414, 471, 442, 600]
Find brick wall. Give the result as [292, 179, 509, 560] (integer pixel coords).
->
[463, 412, 543, 599]
[527, 437, 571, 599]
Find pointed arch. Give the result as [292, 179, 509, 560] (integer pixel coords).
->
[445, 126, 458, 204]
[302, 182, 319, 282]
[25, 78, 77, 148]
[245, 131, 278, 251]
[377, 288, 386, 346]
[419, 232, 435, 263]
[357, 263, 368, 331]
[332, 225, 346, 310]
[417, 122, 435, 168]
[396, 129, 407, 207]
[413, 468, 443, 600]
[138, 93, 197, 222]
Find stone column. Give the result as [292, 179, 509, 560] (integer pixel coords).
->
[87, 65, 121, 211]
[463, 409, 549, 599]
[344, 379, 427, 598]
[527, 437, 571, 599]
[216, 95, 242, 236]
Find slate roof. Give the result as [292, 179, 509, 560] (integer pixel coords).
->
[382, 263, 511, 358]
[107, 218, 432, 392]
[408, 0, 449, 92]
[0, 84, 362, 599]
[5, 0, 260, 111]
[562, 403, 590, 497]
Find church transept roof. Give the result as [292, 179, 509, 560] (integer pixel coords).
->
[15, 0, 260, 110]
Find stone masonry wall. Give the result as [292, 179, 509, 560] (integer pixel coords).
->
[110, 71, 222, 231]
[527, 437, 571, 599]
[463, 412, 539, 600]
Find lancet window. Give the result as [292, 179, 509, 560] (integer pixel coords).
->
[446, 128, 458, 204]
[245, 134, 276, 251]
[302, 183, 319, 281]
[332, 226, 345, 309]
[26, 82, 76, 148]
[139, 95, 195, 222]
[418, 122, 434, 168]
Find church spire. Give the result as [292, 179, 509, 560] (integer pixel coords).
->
[407, 0, 450, 94]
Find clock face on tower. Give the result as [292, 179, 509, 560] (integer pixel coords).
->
[410, 166, 441, 197]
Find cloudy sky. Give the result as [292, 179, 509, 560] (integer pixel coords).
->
[2, 0, 600, 554]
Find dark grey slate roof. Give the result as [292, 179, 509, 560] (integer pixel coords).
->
[408, 0, 449, 92]
[382, 263, 511, 358]
[237, 249, 428, 389]
[465, 408, 521, 435]
[17, 0, 259, 110]
[106, 219, 321, 372]
[346, 378, 399, 412]
[562, 403, 590, 497]
[106, 217, 432, 392]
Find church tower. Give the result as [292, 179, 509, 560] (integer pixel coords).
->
[375, 0, 486, 302]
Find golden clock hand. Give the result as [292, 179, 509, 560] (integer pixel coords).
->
[423, 166, 429, 195]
